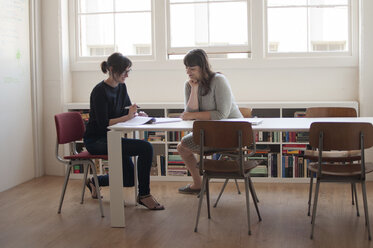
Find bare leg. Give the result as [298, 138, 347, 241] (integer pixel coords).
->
[177, 142, 201, 189]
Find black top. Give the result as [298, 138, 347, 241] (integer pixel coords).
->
[84, 81, 132, 139]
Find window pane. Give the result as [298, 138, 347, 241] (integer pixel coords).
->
[79, 0, 113, 13]
[309, 6, 348, 51]
[267, 0, 307, 7]
[209, 2, 247, 45]
[115, 13, 152, 55]
[80, 14, 114, 56]
[309, 0, 348, 5]
[169, 1, 248, 48]
[170, 3, 208, 47]
[170, 0, 207, 3]
[267, 8, 307, 52]
[115, 0, 151, 12]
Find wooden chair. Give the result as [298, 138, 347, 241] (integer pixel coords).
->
[305, 107, 359, 216]
[213, 107, 255, 207]
[308, 122, 373, 240]
[193, 121, 262, 235]
[54, 112, 105, 217]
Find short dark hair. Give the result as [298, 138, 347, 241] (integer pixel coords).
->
[101, 52, 132, 75]
[183, 49, 215, 96]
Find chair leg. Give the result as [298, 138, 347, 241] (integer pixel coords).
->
[58, 164, 72, 214]
[353, 183, 360, 217]
[81, 163, 89, 204]
[244, 177, 251, 235]
[134, 156, 138, 206]
[194, 175, 207, 232]
[307, 175, 314, 216]
[310, 180, 321, 239]
[213, 178, 229, 208]
[361, 181, 372, 240]
[234, 179, 241, 194]
[248, 177, 261, 221]
[351, 183, 355, 205]
[206, 178, 211, 219]
[90, 162, 104, 218]
[249, 177, 259, 203]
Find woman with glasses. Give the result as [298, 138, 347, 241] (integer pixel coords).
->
[177, 49, 242, 194]
[84, 52, 164, 210]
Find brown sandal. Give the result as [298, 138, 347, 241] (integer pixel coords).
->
[137, 195, 165, 210]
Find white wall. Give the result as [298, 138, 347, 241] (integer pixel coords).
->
[71, 67, 358, 103]
[359, 0, 373, 167]
[0, 0, 35, 192]
[42, 0, 71, 176]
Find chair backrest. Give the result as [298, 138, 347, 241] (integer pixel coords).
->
[239, 107, 252, 118]
[193, 121, 253, 149]
[55, 112, 85, 145]
[309, 122, 373, 151]
[306, 107, 357, 117]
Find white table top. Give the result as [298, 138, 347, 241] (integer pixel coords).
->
[109, 117, 373, 132]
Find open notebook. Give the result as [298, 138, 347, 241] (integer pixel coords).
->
[220, 118, 263, 125]
[121, 116, 182, 126]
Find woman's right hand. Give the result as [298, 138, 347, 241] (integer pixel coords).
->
[188, 79, 199, 89]
[127, 104, 138, 119]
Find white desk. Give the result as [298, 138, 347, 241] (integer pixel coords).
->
[107, 117, 373, 227]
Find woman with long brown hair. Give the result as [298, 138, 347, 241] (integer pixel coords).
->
[177, 49, 242, 194]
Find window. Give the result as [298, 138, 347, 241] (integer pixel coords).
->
[75, 0, 152, 58]
[266, 0, 350, 54]
[167, 0, 250, 58]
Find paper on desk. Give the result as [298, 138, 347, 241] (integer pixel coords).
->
[117, 116, 182, 126]
[220, 118, 263, 125]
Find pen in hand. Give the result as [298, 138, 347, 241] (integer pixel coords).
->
[125, 105, 140, 109]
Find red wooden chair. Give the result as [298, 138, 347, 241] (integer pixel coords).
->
[55, 112, 106, 217]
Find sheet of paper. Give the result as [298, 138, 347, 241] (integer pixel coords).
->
[119, 116, 155, 126]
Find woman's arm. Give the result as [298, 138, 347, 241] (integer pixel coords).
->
[108, 104, 138, 126]
[186, 80, 199, 111]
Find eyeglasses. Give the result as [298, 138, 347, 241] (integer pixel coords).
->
[122, 68, 132, 76]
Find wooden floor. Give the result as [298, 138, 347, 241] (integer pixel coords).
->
[1, 176, 373, 248]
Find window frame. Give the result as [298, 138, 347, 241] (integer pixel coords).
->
[68, 0, 358, 71]
[264, 0, 357, 57]
[165, 0, 251, 57]
[69, 0, 155, 64]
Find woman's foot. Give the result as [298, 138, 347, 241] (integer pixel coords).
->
[137, 195, 165, 210]
[178, 184, 201, 194]
[85, 177, 102, 199]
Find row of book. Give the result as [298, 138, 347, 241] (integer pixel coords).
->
[167, 131, 189, 142]
[282, 132, 309, 143]
[255, 131, 281, 142]
[144, 131, 165, 142]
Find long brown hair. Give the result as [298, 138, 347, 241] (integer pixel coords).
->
[183, 49, 215, 96]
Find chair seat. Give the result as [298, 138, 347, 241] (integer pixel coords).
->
[308, 162, 373, 176]
[204, 159, 257, 173]
[64, 150, 108, 160]
[304, 150, 361, 162]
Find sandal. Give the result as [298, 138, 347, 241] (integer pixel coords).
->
[86, 178, 102, 199]
[137, 195, 165, 210]
[178, 184, 201, 195]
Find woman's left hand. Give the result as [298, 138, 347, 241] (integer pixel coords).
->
[180, 111, 194, 120]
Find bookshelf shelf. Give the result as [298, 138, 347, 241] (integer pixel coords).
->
[65, 101, 358, 182]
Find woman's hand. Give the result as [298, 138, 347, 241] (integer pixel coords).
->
[137, 111, 148, 117]
[188, 79, 199, 89]
[127, 104, 138, 119]
[180, 111, 195, 120]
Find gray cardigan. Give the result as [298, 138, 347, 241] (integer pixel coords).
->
[184, 74, 242, 120]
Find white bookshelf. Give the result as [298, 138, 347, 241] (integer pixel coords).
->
[65, 101, 359, 182]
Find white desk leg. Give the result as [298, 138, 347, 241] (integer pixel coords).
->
[108, 130, 125, 227]
[133, 131, 139, 205]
